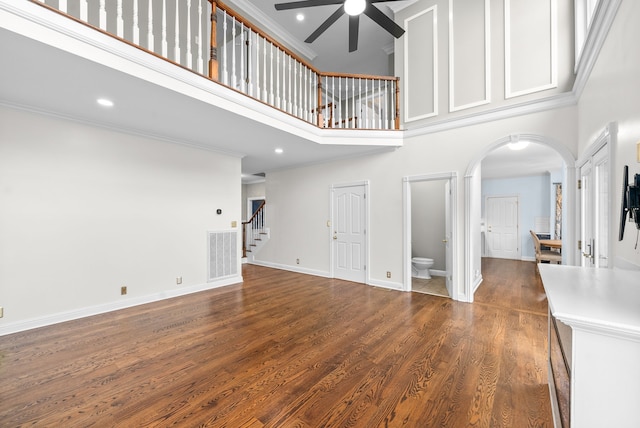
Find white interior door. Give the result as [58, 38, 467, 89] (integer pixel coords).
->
[485, 196, 520, 259]
[332, 184, 367, 283]
[580, 146, 609, 267]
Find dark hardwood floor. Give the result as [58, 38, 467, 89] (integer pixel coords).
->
[0, 258, 552, 427]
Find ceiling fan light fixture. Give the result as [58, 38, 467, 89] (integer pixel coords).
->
[344, 0, 366, 16]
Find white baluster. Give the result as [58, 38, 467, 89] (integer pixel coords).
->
[197, 0, 203, 74]
[287, 56, 292, 114]
[147, 0, 154, 51]
[132, 0, 140, 45]
[223, 11, 228, 85]
[255, 32, 260, 100]
[79, 0, 87, 22]
[174, 0, 181, 63]
[247, 30, 253, 96]
[358, 77, 362, 129]
[161, 0, 168, 57]
[276, 48, 280, 108]
[324, 76, 333, 128]
[58, 0, 67, 14]
[352, 78, 356, 128]
[282, 50, 286, 110]
[269, 43, 274, 105]
[99, 0, 107, 31]
[365, 79, 369, 128]
[262, 39, 267, 101]
[384, 80, 388, 129]
[240, 25, 245, 93]
[231, 17, 236, 89]
[116, 0, 124, 38]
[186, 0, 192, 69]
[338, 77, 342, 128]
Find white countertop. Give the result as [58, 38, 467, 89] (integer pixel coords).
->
[538, 265, 640, 340]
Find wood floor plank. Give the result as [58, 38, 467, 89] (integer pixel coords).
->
[0, 260, 553, 427]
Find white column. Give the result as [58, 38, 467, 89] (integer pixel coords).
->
[147, 0, 154, 52]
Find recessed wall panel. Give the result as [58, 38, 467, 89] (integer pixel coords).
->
[449, 0, 490, 111]
[404, 6, 437, 122]
[505, 0, 557, 98]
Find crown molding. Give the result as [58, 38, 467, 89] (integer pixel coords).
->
[225, 0, 318, 62]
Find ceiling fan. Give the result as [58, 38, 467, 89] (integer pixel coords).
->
[274, 0, 406, 52]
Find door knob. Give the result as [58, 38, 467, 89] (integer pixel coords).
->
[442, 239, 448, 243]
[333, 232, 337, 240]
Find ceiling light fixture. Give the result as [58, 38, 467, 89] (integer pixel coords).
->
[97, 98, 114, 107]
[507, 140, 530, 151]
[344, 0, 366, 16]
[296, 13, 304, 21]
[275, 148, 284, 154]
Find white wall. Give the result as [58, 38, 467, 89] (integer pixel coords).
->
[577, 0, 640, 268]
[482, 174, 552, 260]
[0, 106, 242, 331]
[242, 181, 266, 221]
[258, 106, 578, 299]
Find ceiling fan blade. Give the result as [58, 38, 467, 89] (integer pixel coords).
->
[364, 4, 405, 38]
[349, 15, 359, 52]
[305, 6, 345, 43]
[275, 0, 344, 11]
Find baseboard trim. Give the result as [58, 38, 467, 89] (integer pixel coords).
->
[472, 275, 484, 294]
[0, 275, 242, 336]
[368, 278, 404, 291]
[249, 260, 332, 278]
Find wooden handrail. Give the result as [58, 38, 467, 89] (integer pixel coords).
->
[242, 200, 266, 258]
[30, 0, 401, 131]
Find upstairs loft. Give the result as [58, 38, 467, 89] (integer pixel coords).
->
[0, 0, 404, 176]
[0, 0, 615, 176]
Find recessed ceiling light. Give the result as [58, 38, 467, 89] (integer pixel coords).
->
[275, 148, 284, 154]
[97, 98, 114, 107]
[296, 13, 304, 21]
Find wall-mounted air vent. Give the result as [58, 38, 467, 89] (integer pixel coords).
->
[208, 230, 238, 281]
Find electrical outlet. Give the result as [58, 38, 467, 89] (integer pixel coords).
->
[231, 221, 237, 228]
[121, 286, 127, 295]
[296, 258, 300, 265]
[176, 276, 182, 285]
[387, 271, 391, 278]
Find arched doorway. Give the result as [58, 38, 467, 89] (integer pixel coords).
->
[463, 134, 576, 303]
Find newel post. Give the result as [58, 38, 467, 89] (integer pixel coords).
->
[209, 0, 219, 81]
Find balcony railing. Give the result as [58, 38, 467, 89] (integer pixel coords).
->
[32, 0, 400, 130]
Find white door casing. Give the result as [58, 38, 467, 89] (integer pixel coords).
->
[579, 144, 610, 268]
[403, 172, 457, 300]
[331, 182, 368, 283]
[485, 196, 520, 260]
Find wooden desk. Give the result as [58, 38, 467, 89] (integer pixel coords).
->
[539, 238, 562, 249]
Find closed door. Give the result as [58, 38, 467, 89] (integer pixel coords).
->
[485, 196, 520, 259]
[332, 185, 366, 283]
[580, 146, 609, 267]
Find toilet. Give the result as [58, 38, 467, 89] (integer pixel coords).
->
[412, 257, 434, 279]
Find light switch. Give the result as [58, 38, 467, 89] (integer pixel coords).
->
[231, 221, 237, 228]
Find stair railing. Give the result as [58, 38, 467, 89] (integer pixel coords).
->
[30, 0, 400, 131]
[242, 200, 266, 258]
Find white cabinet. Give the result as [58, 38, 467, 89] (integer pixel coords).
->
[538, 265, 640, 428]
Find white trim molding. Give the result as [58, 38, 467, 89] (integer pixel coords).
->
[448, 0, 491, 112]
[504, 0, 558, 99]
[404, 5, 438, 122]
[0, 275, 242, 336]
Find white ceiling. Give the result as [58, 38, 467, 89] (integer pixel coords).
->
[227, 0, 417, 75]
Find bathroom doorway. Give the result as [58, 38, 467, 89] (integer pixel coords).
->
[403, 172, 457, 299]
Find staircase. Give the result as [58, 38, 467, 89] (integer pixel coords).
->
[242, 201, 269, 262]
